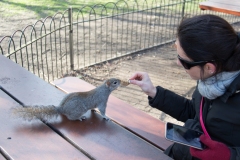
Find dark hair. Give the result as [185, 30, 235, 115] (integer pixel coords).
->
[177, 14, 240, 73]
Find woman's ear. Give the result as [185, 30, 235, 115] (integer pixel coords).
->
[205, 63, 216, 75]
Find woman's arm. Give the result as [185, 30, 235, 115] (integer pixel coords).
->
[129, 72, 196, 122]
[149, 86, 195, 122]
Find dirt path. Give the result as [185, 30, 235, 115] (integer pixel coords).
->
[0, 14, 38, 39]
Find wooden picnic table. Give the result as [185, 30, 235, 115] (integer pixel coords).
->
[199, 0, 240, 16]
[0, 54, 172, 160]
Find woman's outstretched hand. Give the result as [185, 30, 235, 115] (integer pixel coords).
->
[129, 72, 157, 98]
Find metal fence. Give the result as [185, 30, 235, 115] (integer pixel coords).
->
[1, 0, 240, 82]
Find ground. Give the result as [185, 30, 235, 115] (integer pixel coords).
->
[0, 13, 197, 125]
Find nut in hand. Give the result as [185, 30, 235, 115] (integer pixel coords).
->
[120, 79, 130, 87]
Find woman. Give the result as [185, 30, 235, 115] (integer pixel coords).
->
[129, 14, 240, 160]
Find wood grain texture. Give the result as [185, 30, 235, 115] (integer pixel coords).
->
[199, 0, 240, 16]
[52, 77, 173, 151]
[0, 90, 88, 160]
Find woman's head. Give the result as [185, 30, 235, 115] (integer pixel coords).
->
[177, 14, 240, 79]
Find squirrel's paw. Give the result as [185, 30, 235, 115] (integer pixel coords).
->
[103, 116, 110, 121]
[79, 116, 86, 121]
[91, 109, 97, 113]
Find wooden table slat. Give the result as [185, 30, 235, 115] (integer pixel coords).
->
[199, 0, 240, 16]
[52, 77, 173, 151]
[0, 90, 89, 160]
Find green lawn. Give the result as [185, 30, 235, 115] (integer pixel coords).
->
[0, 0, 201, 19]
[0, 0, 124, 18]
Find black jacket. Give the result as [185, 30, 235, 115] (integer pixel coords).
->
[149, 74, 240, 160]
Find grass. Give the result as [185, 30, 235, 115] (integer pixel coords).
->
[0, 0, 201, 19]
[0, 0, 121, 18]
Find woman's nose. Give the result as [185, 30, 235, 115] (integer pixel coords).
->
[176, 59, 182, 66]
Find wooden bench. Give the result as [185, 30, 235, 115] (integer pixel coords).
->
[52, 77, 173, 151]
[0, 54, 172, 159]
[199, 0, 240, 16]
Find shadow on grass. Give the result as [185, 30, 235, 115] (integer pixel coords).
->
[0, 0, 115, 18]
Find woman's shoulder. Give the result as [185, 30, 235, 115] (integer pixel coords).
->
[219, 73, 240, 102]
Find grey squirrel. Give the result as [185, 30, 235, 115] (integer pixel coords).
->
[11, 78, 126, 122]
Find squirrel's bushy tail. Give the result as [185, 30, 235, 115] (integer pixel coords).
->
[11, 105, 59, 122]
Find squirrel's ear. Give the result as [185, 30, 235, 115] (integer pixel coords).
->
[105, 80, 111, 87]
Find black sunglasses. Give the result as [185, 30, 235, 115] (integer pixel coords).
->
[177, 55, 215, 70]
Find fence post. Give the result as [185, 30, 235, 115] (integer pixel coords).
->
[68, 7, 74, 71]
[181, 0, 186, 19]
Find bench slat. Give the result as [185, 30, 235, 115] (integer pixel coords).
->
[0, 90, 89, 160]
[52, 77, 173, 151]
[199, 0, 240, 16]
[0, 55, 172, 159]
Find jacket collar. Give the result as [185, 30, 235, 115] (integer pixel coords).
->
[219, 73, 240, 102]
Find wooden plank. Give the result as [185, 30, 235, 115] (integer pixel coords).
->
[0, 90, 89, 160]
[0, 57, 66, 106]
[55, 107, 172, 160]
[0, 55, 172, 159]
[199, 0, 240, 16]
[51, 77, 173, 151]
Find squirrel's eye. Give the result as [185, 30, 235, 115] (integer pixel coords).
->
[113, 81, 117, 84]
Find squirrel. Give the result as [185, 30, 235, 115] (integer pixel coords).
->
[11, 78, 128, 122]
